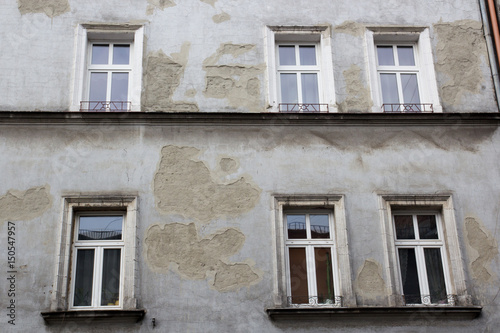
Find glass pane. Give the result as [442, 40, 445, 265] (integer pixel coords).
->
[418, 215, 438, 239]
[280, 73, 298, 104]
[101, 249, 121, 306]
[91, 44, 109, 65]
[78, 216, 123, 240]
[398, 248, 421, 304]
[310, 215, 330, 239]
[287, 214, 306, 239]
[301, 73, 319, 104]
[110, 73, 129, 102]
[289, 248, 309, 304]
[397, 46, 415, 66]
[394, 215, 415, 239]
[299, 46, 316, 65]
[380, 73, 399, 104]
[279, 46, 296, 65]
[113, 44, 130, 65]
[424, 248, 447, 304]
[401, 74, 420, 104]
[89, 72, 108, 106]
[377, 46, 395, 66]
[314, 248, 334, 304]
[73, 249, 94, 306]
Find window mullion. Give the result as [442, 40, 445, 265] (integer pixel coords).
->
[93, 247, 103, 308]
[306, 246, 317, 303]
[416, 246, 430, 301]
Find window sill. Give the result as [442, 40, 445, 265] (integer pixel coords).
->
[41, 309, 146, 324]
[266, 306, 482, 320]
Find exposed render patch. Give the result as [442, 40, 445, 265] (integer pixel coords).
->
[200, 0, 217, 6]
[142, 43, 199, 112]
[334, 21, 365, 37]
[212, 11, 230, 23]
[144, 223, 259, 291]
[153, 145, 261, 223]
[203, 44, 265, 112]
[17, 0, 69, 18]
[465, 217, 498, 283]
[339, 64, 373, 112]
[219, 157, 238, 173]
[355, 259, 387, 305]
[146, 0, 176, 15]
[0, 186, 52, 222]
[434, 20, 488, 107]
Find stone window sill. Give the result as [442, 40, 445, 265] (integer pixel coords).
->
[266, 306, 482, 320]
[41, 309, 146, 324]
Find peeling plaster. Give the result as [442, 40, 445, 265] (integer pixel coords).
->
[142, 43, 199, 112]
[434, 20, 488, 107]
[212, 12, 230, 24]
[146, 0, 176, 15]
[17, 0, 69, 18]
[339, 64, 373, 112]
[200, 0, 217, 7]
[0, 186, 52, 222]
[219, 157, 238, 173]
[153, 145, 261, 223]
[334, 21, 365, 37]
[465, 217, 498, 283]
[355, 259, 387, 305]
[203, 44, 265, 112]
[144, 223, 260, 291]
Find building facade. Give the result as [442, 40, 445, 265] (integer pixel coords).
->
[1, 0, 500, 332]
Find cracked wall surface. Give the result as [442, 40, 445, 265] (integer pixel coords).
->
[0, 185, 52, 222]
[354, 259, 387, 305]
[142, 43, 199, 112]
[144, 222, 259, 291]
[339, 64, 373, 112]
[203, 44, 264, 112]
[153, 145, 261, 223]
[17, 0, 69, 18]
[465, 217, 499, 283]
[434, 20, 488, 108]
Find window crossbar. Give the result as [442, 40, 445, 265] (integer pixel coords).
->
[80, 101, 131, 112]
[382, 103, 433, 113]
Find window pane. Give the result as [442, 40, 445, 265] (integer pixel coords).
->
[424, 248, 447, 304]
[398, 248, 422, 304]
[377, 46, 395, 66]
[380, 73, 399, 104]
[299, 46, 316, 65]
[418, 215, 438, 239]
[101, 249, 121, 306]
[280, 73, 298, 104]
[314, 248, 334, 303]
[310, 214, 330, 239]
[301, 73, 319, 104]
[110, 73, 129, 102]
[89, 72, 108, 104]
[397, 46, 415, 66]
[78, 216, 123, 240]
[394, 215, 415, 239]
[73, 249, 95, 306]
[279, 46, 296, 66]
[113, 44, 130, 65]
[91, 44, 109, 65]
[401, 74, 420, 104]
[287, 214, 306, 239]
[289, 248, 309, 304]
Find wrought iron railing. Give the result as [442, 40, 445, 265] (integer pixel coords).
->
[286, 295, 343, 307]
[80, 101, 131, 112]
[401, 294, 457, 306]
[382, 103, 433, 113]
[279, 103, 329, 113]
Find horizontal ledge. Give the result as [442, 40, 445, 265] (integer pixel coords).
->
[0, 112, 499, 127]
[41, 309, 146, 324]
[266, 306, 482, 320]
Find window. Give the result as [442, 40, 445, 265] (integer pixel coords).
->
[71, 24, 144, 112]
[266, 26, 336, 113]
[273, 196, 354, 308]
[366, 27, 442, 113]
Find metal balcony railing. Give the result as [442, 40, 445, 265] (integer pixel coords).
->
[382, 103, 433, 113]
[279, 103, 329, 113]
[80, 101, 131, 112]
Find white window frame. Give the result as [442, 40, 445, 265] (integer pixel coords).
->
[273, 195, 354, 308]
[50, 196, 138, 311]
[265, 26, 337, 113]
[378, 195, 470, 307]
[70, 24, 144, 112]
[366, 27, 442, 113]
